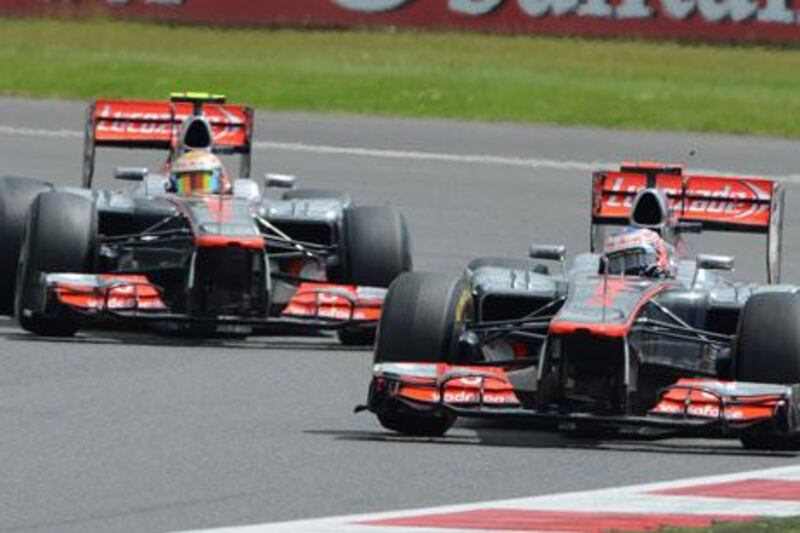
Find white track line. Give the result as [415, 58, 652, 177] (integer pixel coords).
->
[254, 140, 605, 172]
[177, 464, 800, 532]
[3, 124, 800, 183]
[0, 125, 82, 139]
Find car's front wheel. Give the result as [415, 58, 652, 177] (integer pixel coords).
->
[15, 192, 96, 337]
[371, 272, 470, 436]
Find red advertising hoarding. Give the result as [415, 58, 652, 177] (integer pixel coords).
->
[1, 0, 800, 44]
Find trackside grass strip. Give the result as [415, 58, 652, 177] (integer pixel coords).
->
[3, 18, 800, 137]
[660, 515, 800, 532]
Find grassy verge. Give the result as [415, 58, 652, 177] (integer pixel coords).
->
[3, 18, 800, 137]
[661, 516, 800, 532]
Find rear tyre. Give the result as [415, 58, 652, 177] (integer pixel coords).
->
[0, 177, 52, 314]
[736, 292, 800, 384]
[372, 272, 469, 436]
[282, 188, 352, 206]
[735, 291, 800, 450]
[337, 206, 412, 346]
[15, 192, 96, 337]
[343, 206, 411, 287]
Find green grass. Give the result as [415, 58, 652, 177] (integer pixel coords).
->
[3, 18, 800, 136]
[660, 516, 800, 532]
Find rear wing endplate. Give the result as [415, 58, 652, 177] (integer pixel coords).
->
[82, 95, 254, 188]
[590, 164, 784, 283]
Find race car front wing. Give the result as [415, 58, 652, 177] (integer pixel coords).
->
[31, 273, 385, 333]
[366, 362, 800, 438]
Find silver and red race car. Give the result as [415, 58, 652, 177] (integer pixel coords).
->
[362, 162, 800, 449]
[0, 93, 411, 344]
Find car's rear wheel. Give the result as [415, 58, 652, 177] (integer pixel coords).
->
[371, 272, 469, 436]
[15, 192, 97, 337]
[735, 291, 800, 450]
[337, 206, 412, 346]
[0, 177, 52, 314]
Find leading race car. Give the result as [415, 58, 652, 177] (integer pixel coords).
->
[0, 93, 411, 344]
[362, 162, 800, 449]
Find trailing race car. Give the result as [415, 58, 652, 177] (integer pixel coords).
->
[362, 162, 800, 449]
[0, 93, 411, 344]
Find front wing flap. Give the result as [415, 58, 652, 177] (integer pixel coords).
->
[370, 363, 522, 415]
[47, 273, 167, 311]
[650, 378, 800, 429]
[281, 282, 384, 323]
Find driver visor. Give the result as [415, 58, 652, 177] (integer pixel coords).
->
[174, 170, 221, 195]
[605, 248, 656, 276]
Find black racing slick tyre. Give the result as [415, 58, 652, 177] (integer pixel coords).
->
[375, 273, 469, 364]
[343, 206, 411, 287]
[374, 402, 457, 438]
[736, 292, 800, 384]
[739, 426, 800, 451]
[371, 272, 470, 436]
[281, 188, 352, 206]
[735, 291, 800, 450]
[337, 206, 412, 346]
[337, 327, 377, 348]
[0, 177, 52, 314]
[15, 192, 97, 337]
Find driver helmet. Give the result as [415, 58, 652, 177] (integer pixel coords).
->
[170, 150, 231, 195]
[602, 227, 676, 278]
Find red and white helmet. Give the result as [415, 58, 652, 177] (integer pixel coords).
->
[170, 150, 231, 195]
[602, 227, 676, 278]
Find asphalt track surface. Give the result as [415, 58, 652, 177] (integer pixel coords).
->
[2, 97, 800, 533]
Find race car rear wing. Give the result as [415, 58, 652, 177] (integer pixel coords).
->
[82, 93, 254, 188]
[590, 163, 784, 283]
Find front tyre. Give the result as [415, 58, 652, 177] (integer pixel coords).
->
[740, 426, 800, 451]
[15, 192, 96, 337]
[371, 272, 470, 436]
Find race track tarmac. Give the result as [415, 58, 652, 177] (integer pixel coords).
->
[2, 97, 800, 532]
